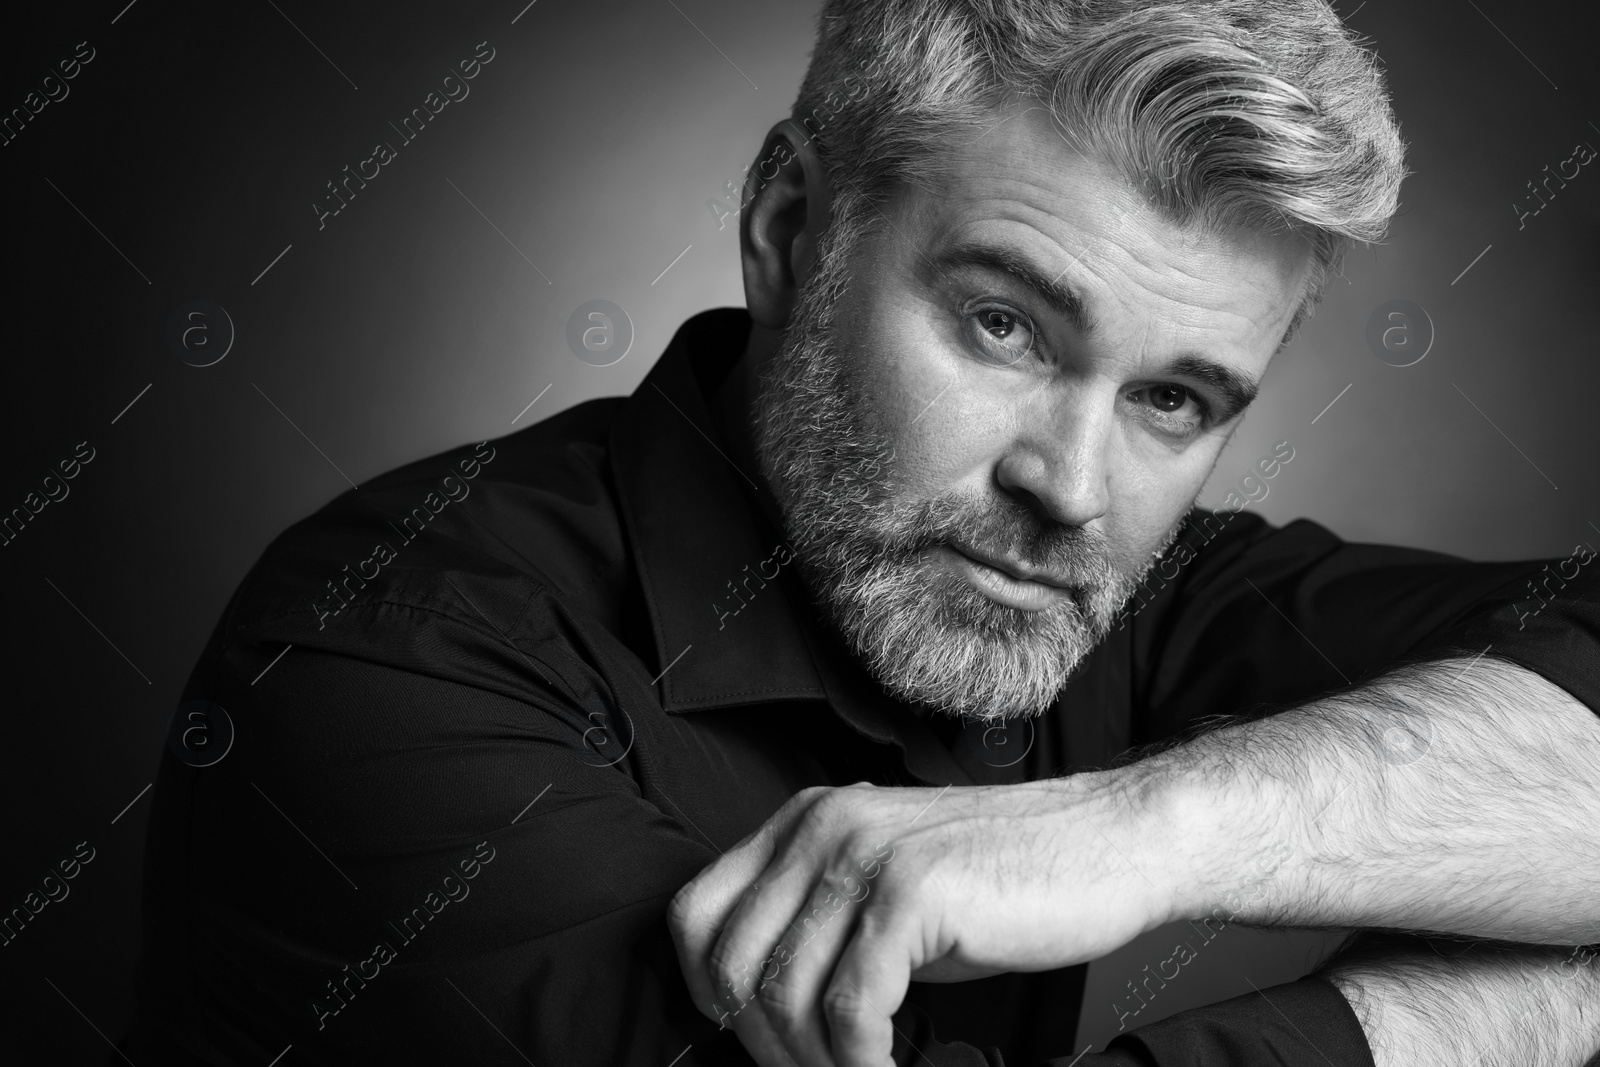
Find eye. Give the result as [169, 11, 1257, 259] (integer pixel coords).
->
[963, 304, 1036, 366]
[1148, 385, 1191, 413]
[1127, 384, 1209, 434]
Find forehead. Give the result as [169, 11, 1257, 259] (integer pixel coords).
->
[880, 102, 1312, 359]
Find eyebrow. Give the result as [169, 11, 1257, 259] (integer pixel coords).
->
[926, 240, 1262, 421]
[927, 241, 1094, 335]
[1167, 354, 1259, 420]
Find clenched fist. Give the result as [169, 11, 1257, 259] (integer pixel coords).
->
[669, 771, 1210, 1067]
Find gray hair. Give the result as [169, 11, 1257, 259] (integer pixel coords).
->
[791, 0, 1408, 341]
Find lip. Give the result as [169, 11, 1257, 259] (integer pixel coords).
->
[949, 542, 1075, 588]
[935, 543, 1075, 611]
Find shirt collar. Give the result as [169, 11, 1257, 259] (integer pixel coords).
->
[607, 307, 983, 787]
[608, 307, 829, 713]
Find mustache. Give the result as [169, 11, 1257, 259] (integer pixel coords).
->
[882, 492, 1117, 585]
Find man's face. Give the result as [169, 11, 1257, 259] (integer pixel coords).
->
[754, 103, 1311, 720]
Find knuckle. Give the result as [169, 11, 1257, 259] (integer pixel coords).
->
[822, 983, 873, 1031]
[754, 971, 806, 1022]
[793, 784, 831, 809]
[838, 826, 876, 862]
[666, 882, 699, 933]
[828, 856, 873, 902]
[779, 785, 833, 830]
[807, 786, 859, 833]
[706, 938, 739, 983]
[707, 941, 756, 1004]
[809, 784, 846, 812]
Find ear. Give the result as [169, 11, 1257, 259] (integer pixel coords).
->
[739, 120, 833, 331]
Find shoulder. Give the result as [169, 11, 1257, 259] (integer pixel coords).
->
[203, 395, 639, 698]
[1172, 509, 1462, 582]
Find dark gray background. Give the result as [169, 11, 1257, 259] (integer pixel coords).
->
[1, 0, 1595, 1060]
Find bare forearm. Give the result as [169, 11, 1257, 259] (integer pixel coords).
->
[1144, 656, 1600, 941]
[1319, 933, 1600, 1067]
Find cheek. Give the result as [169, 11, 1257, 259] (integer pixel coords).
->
[1103, 444, 1218, 568]
[857, 313, 1019, 499]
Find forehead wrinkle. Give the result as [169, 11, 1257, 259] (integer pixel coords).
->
[928, 165, 1163, 302]
[894, 121, 1309, 371]
[937, 111, 1297, 318]
[927, 187, 1128, 290]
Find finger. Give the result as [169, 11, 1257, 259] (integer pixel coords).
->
[758, 879, 871, 1067]
[670, 788, 826, 1019]
[710, 939, 830, 1067]
[705, 855, 826, 1018]
[703, 887, 833, 1067]
[723, 1001, 808, 1067]
[823, 906, 915, 1067]
[671, 830, 783, 1021]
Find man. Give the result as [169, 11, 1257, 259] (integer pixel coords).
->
[121, 0, 1600, 1065]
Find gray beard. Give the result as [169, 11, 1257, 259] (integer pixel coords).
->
[751, 211, 1179, 721]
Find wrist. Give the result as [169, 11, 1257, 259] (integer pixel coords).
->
[1028, 765, 1187, 945]
[1056, 756, 1235, 933]
[1131, 733, 1303, 929]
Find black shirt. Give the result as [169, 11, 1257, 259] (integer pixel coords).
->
[121, 307, 1600, 1067]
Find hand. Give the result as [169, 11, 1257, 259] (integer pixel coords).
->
[668, 774, 1188, 1067]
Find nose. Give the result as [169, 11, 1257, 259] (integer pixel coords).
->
[992, 387, 1113, 528]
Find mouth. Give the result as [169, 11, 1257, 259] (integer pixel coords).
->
[933, 542, 1077, 612]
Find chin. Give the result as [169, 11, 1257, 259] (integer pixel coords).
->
[825, 551, 1111, 720]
